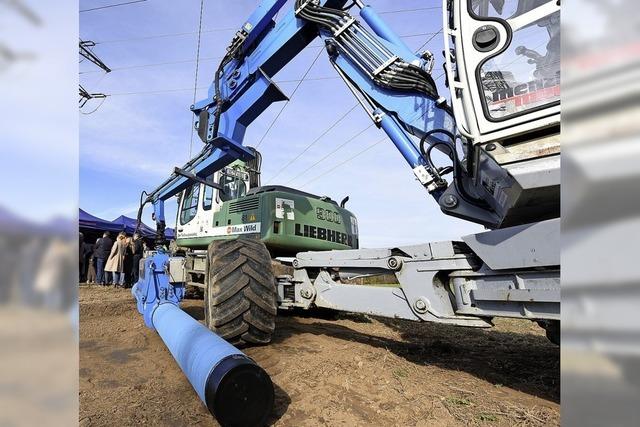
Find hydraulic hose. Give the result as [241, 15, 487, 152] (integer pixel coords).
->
[294, 0, 438, 99]
[419, 129, 488, 208]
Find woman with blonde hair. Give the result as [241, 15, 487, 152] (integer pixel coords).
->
[105, 232, 127, 287]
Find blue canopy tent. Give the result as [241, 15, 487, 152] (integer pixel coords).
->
[111, 215, 154, 237]
[79, 209, 122, 233]
[112, 215, 175, 240]
[79, 209, 175, 240]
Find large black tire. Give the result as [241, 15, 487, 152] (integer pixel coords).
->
[205, 236, 277, 346]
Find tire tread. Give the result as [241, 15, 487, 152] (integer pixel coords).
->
[205, 236, 276, 346]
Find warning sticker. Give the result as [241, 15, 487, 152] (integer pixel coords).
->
[275, 198, 295, 220]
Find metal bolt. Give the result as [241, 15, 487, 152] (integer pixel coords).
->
[442, 194, 458, 208]
[229, 80, 237, 89]
[292, 259, 299, 268]
[414, 299, 428, 313]
[387, 257, 400, 270]
[486, 143, 496, 151]
[300, 289, 312, 299]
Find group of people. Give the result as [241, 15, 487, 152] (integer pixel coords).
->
[80, 231, 146, 288]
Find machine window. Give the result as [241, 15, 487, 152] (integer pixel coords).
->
[179, 184, 200, 224]
[471, 1, 560, 119]
[219, 173, 246, 202]
[203, 182, 214, 211]
[470, 0, 542, 20]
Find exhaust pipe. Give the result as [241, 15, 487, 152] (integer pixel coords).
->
[132, 252, 274, 426]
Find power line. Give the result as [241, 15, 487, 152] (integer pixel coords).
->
[80, 0, 147, 13]
[96, 28, 438, 47]
[108, 86, 208, 97]
[80, 72, 110, 114]
[94, 27, 237, 45]
[416, 29, 443, 52]
[299, 137, 386, 188]
[378, 6, 440, 15]
[80, 30, 438, 75]
[266, 103, 361, 184]
[189, 0, 205, 159]
[79, 85, 107, 108]
[104, 75, 341, 97]
[255, 47, 325, 148]
[79, 55, 223, 74]
[92, 72, 447, 98]
[81, 96, 107, 115]
[284, 123, 375, 186]
[275, 75, 340, 84]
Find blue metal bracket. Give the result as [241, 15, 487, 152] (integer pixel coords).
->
[132, 250, 184, 329]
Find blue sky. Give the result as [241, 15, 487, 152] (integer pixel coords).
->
[80, 0, 482, 246]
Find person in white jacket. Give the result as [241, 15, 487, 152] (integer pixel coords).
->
[104, 232, 127, 287]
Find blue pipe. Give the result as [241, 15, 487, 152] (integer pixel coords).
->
[378, 112, 423, 168]
[359, 5, 417, 60]
[133, 251, 274, 426]
[152, 303, 274, 426]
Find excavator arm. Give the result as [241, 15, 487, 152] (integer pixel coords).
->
[141, 0, 563, 243]
[138, 0, 484, 243]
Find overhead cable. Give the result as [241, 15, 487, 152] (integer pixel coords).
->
[255, 47, 324, 148]
[266, 103, 360, 184]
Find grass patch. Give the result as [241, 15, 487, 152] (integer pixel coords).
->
[477, 413, 498, 422]
[445, 397, 472, 406]
[392, 368, 408, 379]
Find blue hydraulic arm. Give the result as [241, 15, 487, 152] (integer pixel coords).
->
[137, 0, 478, 244]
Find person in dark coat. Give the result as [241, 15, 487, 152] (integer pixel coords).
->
[79, 233, 85, 282]
[82, 240, 94, 283]
[94, 231, 113, 285]
[131, 232, 144, 285]
[123, 236, 134, 287]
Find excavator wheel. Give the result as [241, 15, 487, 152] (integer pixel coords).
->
[205, 236, 277, 346]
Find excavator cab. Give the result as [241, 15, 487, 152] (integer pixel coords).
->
[446, 0, 560, 140]
[174, 148, 359, 256]
[176, 164, 252, 241]
[441, 0, 560, 227]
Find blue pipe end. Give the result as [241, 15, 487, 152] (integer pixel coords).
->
[204, 354, 274, 426]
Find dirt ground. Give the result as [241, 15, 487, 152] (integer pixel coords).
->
[79, 285, 559, 426]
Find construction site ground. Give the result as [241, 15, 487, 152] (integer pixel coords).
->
[79, 284, 559, 426]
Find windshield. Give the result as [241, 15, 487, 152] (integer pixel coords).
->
[471, 1, 560, 120]
[179, 184, 200, 225]
[471, 0, 548, 20]
[219, 173, 247, 202]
